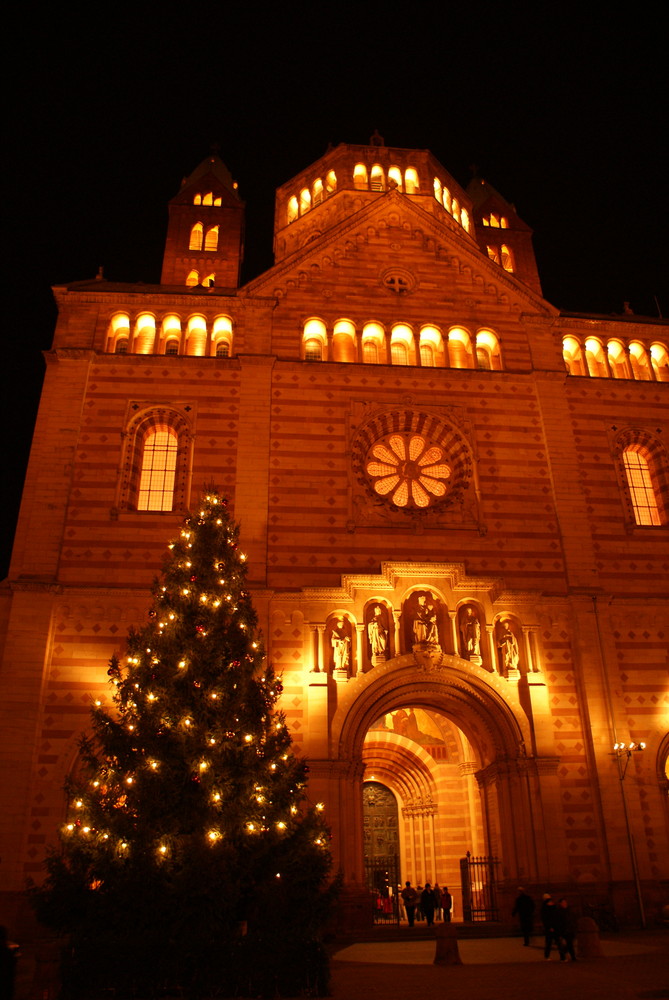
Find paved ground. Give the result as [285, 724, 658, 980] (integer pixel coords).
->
[331, 930, 669, 1000]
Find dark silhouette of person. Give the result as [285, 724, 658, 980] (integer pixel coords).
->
[512, 886, 535, 945]
[421, 882, 437, 926]
[400, 881, 419, 926]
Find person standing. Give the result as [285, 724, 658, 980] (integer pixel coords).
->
[512, 887, 535, 946]
[433, 883, 442, 921]
[400, 881, 419, 927]
[421, 883, 437, 927]
[557, 898, 577, 962]
[441, 886, 453, 922]
[540, 894, 564, 961]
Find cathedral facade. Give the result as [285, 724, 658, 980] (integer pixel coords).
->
[1, 138, 668, 928]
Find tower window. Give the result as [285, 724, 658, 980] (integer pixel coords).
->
[115, 338, 129, 355]
[623, 448, 662, 525]
[138, 426, 178, 511]
[189, 223, 204, 251]
[304, 339, 322, 361]
[204, 226, 219, 251]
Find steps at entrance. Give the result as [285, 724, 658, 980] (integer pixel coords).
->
[351, 922, 511, 942]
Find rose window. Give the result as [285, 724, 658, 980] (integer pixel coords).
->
[365, 433, 451, 508]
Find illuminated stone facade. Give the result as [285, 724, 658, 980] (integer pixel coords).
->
[1, 141, 668, 929]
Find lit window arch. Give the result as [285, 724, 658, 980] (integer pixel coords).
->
[370, 164, 385, 191]
[419, 326, 443, 367]
[312, 177, 324, 206]
[650, 342, 669, 382]
[448, 327, 474, 369]
[186, 269, 199, 287]
[442, 187, 452, 213]
[433, 178, 443, 204]
[388, 166, 402, 190]
[353, 163, 368, 189]
[362, 322, 385, 364]
[204, 225, 219, 251]
[487, 246, 500, 265]
[120, 409, 192, 513]
[390, 324, 414, 365]
[287, 196, 298, 224]
[332, 320, 356, 363]
[584, 337, 608, 378]
[164, 340, 179, 356]
[607, 340, 631, 379]
[303, 318, 327, 360]
[160, 315, 182, 355]
[629, 342, 652, 380]
[107, 312, 130, 353]
[615, 429, 668, 527]
[186, 315, 207, 356]
[325, 170, 337, 195]
[563, 336, 586, 375]
[451, 197, 459, 222]
[299, 188, 311, 214]
[460, 207, 470, 233]
[115, 337, 129, 354]
[193, 193, 202, 206]
[202, 192, 213, 206]
[476, 329, 502, 371]
[189, 223, 204, 250]
[500, 244, 514, 272]
[211, 315, 233, 358]
[202, 273, 215, 288]
[404, 167, 419, 194]
[134, 313, 156, 355]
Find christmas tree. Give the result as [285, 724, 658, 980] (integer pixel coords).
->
[32, 491, 334, 998]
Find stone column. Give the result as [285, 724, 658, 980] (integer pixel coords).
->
[392, 609, 402, 655]
[355, 623, 364, 677]
[449, 611, 459, 655]
[316, 625, 326, 673]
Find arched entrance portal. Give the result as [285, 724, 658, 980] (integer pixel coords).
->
[363, 707, 485, 921]
[328, 653, 544, 922]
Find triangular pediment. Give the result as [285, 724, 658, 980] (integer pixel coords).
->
[243, 189, 554, 315]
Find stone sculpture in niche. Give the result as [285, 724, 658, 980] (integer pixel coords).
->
[412, 592, 439, 645]
[330, 616, 351, 675]
[367, 604, 389, 666]
[497, 619, 520, 677]
[459, 605, 482, 665]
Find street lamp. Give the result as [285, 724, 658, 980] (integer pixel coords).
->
[610, 741, 646, 928]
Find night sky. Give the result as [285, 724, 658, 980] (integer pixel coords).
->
[4, 7, 666, 577]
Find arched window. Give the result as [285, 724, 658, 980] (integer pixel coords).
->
[189, 223, 203, 250]
[442, 187, 451, 213]
[391, 324, 413, 365]
[303, 318, 326, 360]
[193, 194, 202, 206]
[287, 196, 298, 224]
[115, 338, 128, 354]
[204, 226, 219, 251]
[135, 313, 156, 355]
[120, 410, 192, 513]
[563, 336, 586, 376]
[202, 192, 213, 206]
[299, 188, 311, 214]
[629, 342, 652, 380]
[107, 312, 130, 353]
[420, 343, 434, 366]
[186, 269, 199, 287]
[353, 163, 368, 189]
[448, 328, 473, 369]
[476, 330, 502, 371]
[388, 166, 402, 190]
[165, 340, 179, 356]
[451, 198, 459, 222]
[211, 316, 233, 358]
[202, 273, 215, 288]
[650, 342, 669, 382]
[332, 320, 356, 362]
[304, 339, 322, 361]
[370, 164, 385, 191]
[615, 430, 668, 527]
[325, 170, 337, 195]
[213, 196, 222, 207]
[186, 315, 207, 357]
[460, 208, 470, 233]
[500, 244, 514, 272]
[623, 448, 662, 525]
[487, 246, 500, 265]
[363, 341, 379, 363]
[433, 178, 443, 204]
[312, 178, 323, 206]
[405, 167, 419, 194]
[585, 338, 608, 378]
[607, 341, 631, 379]
[161, 315, 182, 356]
[138, 426, 178, 511]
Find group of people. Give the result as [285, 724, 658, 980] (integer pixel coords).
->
[512, 888, 578, 961]
[400, 881, 452, 926]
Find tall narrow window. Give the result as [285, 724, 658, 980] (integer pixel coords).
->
[138, 426, 178, 511]
[189, 223, 204, 250]
[500, 244, 514, 272]
[204, 225, 219, 251]
[623, 448, 661, 525]
[363, 340, 379, 363]
[391, 342, 408, 365]
[420, 343, 435, 366]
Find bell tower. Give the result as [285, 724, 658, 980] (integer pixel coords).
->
[160, 150, 244, 289]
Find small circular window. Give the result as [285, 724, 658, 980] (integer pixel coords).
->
[365, 433, 451, 508]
